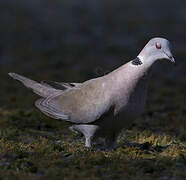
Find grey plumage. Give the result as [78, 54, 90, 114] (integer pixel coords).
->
[8, 37, 175, 149]
[41, 80, 81, 90]
[8, 73, 60, 98]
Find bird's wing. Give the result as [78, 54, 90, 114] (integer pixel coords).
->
[36, 78, 113, 123]
[41, 80, 82, 91]
[35, 94, 69, 120]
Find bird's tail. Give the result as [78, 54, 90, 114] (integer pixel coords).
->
[8, 72, 60, 98]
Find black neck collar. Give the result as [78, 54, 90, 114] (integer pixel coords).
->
[131, 57, 143, 65]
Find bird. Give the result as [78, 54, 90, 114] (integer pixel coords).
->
[8, 37, 175, 149]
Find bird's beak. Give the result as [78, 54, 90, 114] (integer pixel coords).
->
[168, 56, 175, 64]
[163, 51, 175, 64]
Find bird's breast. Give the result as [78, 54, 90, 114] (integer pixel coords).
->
[114, 78, 148, 120]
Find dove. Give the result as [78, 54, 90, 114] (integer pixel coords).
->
[8, 37, 175, 149]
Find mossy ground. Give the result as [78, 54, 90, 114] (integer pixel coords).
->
[0, 61, 185, 180]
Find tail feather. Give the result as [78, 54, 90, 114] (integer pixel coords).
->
[8, 72, 60, 97]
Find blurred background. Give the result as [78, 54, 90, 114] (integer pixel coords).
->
[0, 0, 185, 135]
[0, 1, 185, 179]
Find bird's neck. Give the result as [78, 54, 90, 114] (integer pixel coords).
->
[112, 57, 152, 79]
[137, 55, 156, 69]
[108, 57, 153, 92]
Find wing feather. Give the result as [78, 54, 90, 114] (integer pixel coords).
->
[35, 92, 69, 120]
[41, 80, 81, 91]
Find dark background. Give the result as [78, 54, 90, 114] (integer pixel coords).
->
[0, 0, 185, 134]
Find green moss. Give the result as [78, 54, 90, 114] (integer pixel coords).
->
[0, 98, 185, 180]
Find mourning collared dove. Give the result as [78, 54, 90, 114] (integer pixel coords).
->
[8, 37, 175, 149]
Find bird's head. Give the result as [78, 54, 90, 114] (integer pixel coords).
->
[138, 37, 175, 66]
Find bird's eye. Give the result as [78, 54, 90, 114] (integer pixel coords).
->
[155, 42, 161, 49]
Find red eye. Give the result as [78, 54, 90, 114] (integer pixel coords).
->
[155, 43, 161, 49]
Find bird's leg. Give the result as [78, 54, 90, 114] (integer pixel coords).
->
[105, 132, 118, 150]
[85, 135, 93, 147]
[69, 124, 99, 147]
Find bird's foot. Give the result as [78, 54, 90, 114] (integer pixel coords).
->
[69, 126, 79, 134]
[85, 137, 93, 148]
[105, 143, 119, 151]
